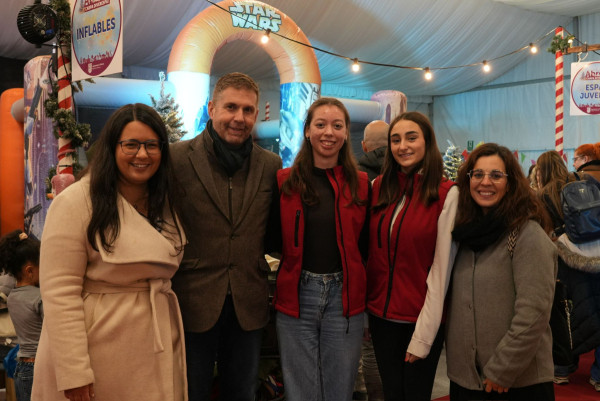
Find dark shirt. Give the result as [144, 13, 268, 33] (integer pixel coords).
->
[302, 167, 342, 274]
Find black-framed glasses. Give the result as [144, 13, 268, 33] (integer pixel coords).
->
[467, 169, 508, 183]
[118, 139, 163, 155]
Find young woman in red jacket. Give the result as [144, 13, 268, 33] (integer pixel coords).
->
[275, 98, 370, 401]
[366, 111, 458, 401]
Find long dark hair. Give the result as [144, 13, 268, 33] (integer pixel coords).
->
[455, 143, 551, 232]
[0, 230, 40, 280]
[87, 103, 184, 253]
[281, 97, 365, 206]
[536, 150, 568, 220]
[375, 111, 445, 209]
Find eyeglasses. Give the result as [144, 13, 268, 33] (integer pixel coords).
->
[573, 155, 585, 163]
[118, 139, 163, 155]
[467, 169, 508, 183]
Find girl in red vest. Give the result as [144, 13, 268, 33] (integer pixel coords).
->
[275, 98, 370, 401]
[366, 111, 458, 401]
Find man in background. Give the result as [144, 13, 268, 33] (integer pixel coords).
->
[357, 120, 389, 181]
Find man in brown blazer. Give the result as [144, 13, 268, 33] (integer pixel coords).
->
[170, 72, 282, 401]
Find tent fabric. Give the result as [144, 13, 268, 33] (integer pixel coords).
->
[1, 0, 597, 97]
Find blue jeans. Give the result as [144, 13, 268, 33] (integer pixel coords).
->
[185, 295, 263, 401]
[276, 270, 363, 401]
[591, 347, 600, 381]
[14, 361, 34, 401]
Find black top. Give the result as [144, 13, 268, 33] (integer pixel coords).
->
[302, 168, 342, 274]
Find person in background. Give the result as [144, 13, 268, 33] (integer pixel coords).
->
[366, 111, 458, 401]
[0, 230, 42, 401]
[354, 119, 388, 401]
[535, 151, 575, 385]
[32, 103, 187, 401]
[170, 72, 281, 401]
[573, 143, 600, 178]
[528, 164, 539, 190]
[447, 143, 556, 401]
[358, 120, 389, 181]
[275, 97, 370, 401]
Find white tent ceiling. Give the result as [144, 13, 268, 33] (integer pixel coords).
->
[2, 0, 600, 97]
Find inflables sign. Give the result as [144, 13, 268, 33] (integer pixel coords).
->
[571, 61, 600, 116]
[70, 0, 123, 82]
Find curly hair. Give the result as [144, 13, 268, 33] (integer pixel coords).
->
[86, 103, 184, 253]
[455, 143, 551, 233]
[281, 97, 365, 206]
[0, 230, 40, 279]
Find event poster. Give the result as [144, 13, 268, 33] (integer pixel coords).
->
[70, 0, 123, 82]
[570, 61, 600, 116]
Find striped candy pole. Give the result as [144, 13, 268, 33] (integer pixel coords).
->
[265, 101, 270, 121]
[56, 44, 75, 177]
[555, 27, 565, 160]
[51, 44, 76, 196]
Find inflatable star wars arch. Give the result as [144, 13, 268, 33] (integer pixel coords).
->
[167, 0, 321, 166]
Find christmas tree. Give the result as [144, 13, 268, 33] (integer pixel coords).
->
[150, 72, 187, 143]
[443, 142, 464, 181]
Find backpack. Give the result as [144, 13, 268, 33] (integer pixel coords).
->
[561, 173, 600, 243]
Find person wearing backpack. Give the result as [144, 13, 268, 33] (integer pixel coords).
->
[573, 143, 600, 180]
[548, 143, 600, 391]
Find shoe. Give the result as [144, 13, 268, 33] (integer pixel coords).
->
[589, 377, 600, 391]
[553, 375, 569, 384]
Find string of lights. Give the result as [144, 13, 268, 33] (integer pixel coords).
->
[206, 0, 595, 80]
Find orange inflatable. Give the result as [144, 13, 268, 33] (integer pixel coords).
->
[0, 89, 25, 235]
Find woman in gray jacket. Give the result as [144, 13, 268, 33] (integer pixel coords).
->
[446, 143, 557, 401]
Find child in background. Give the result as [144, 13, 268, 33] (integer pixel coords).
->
[0, 230, 43, 401]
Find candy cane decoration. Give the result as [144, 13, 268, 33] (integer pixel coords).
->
[555, 27, 565, 160]
[265, 101, 270, 121]
[51, 44, 76, 196]
[56, 44, 75, 176]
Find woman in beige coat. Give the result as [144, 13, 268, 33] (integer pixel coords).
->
[32, 104, 187, 401]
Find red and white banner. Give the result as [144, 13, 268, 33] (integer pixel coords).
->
[70, 0, 123, 81]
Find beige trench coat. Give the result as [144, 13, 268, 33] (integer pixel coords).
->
[32, 177, 187, 401]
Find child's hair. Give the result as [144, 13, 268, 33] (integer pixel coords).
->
[0, 230, 41, 280]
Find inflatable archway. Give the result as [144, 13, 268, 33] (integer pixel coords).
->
[167, 0, 321, 166]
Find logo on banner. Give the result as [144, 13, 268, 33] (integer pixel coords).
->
[72, 0, 121, 77]
[229, 1, 282, 32]
[571, 62, 600, 115]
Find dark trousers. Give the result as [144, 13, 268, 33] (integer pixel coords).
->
[185, 295, 263, 401]
[449, 380, 555, 401]
[369, 314, 444, 401]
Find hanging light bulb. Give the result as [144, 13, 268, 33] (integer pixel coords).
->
[351, 58, 360, 72]
[567, 37, 574, 45]
[482, 60, 491, 72]
[261, 29, 271, 44]
[424, 67, 432, 81]
[529, 43, 538, 54]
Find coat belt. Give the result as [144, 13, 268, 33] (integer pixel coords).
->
[82, 278, 184, 354]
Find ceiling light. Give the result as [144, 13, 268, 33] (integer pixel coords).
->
[261, 29, 271, 44]
[424, 67, 432, 81]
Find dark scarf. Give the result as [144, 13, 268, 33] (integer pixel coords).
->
[452, 210, 507, 252]
[207, 119, 253, 176]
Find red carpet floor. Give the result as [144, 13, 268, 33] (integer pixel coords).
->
[434, 350, 600, 401]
